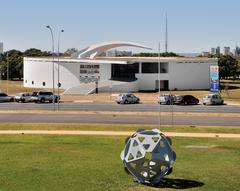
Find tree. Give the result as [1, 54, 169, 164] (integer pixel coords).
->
[0, 49, 51, 80]
[64, 48, 78, 56]
[24, 48, 50, 57]
[218, 55, 240, 79]
[133, 52, 180, 57]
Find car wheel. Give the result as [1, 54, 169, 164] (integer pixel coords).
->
[166, 100, 170, 105]
[40, 98, 45, 103]
[10, 98, 14, 102]
[21, 99, 25, 103]
[184, 101, 188, 105]
[203, 103, 206, 105]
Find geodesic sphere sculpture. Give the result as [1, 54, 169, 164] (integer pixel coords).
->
[120, 129, 176, 185]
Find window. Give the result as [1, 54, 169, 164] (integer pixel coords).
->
[142, 62, 169, 73]
[58, 83, 61, 87]
[32, 81, 34, 85]
[160, 62, 169, 73]
[42, 82, 46, 86]
[142, 63, 158, 73]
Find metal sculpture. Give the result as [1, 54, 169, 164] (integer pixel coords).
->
[120, 129, 176, 185]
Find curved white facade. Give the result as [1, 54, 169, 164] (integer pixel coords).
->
[24, 58, 112, 89]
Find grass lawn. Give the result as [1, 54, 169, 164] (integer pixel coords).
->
[0, 123, 240, 134]
[0, 135, 239, 191]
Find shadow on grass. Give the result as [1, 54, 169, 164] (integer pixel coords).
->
[152, 178, 204, 189]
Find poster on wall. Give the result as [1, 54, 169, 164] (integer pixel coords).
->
[79, 64, 100, 83]
[210, 65, 219, 92]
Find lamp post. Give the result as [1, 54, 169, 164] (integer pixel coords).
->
[46, 25, 55, 111]
[57, 29, 64, 111]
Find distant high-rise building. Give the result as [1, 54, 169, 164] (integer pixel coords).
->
[211, 48, 216, 55]
[234, 46, 240, 57]
[202, 52, 210, 57]
[0, 43, 3, 54]
[216, 46, 220, 55]
[223, 47, 231, 55]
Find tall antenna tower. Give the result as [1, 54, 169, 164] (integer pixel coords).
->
[165, 13, 168, 53]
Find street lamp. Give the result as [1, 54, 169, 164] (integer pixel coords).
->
[57, 29, 64, 111]
[46, 25, 55, 111]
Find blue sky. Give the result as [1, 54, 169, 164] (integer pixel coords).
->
[1, 0, 240, 53]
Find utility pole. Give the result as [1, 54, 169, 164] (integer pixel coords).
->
[7, 52, 9, 94]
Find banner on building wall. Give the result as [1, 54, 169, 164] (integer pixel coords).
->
[79, 64, 100, 83]
[210, 65, 219, 92]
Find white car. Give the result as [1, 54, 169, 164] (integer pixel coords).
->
[203, 94, 224, 105]
[158, 94, 175, 105]
[116, 93, 140, 104]
[15, 92, 34, 103]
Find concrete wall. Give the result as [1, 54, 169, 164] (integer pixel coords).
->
[136, 61, 217, 91]
[136, 73, 169, 90]
[24, 58, 111, 89]
[169, 61, 215, 90]
[23, 58, 111, 89]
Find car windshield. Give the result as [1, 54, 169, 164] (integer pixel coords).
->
[32, 92, 38, 96]
[0, 93, 7, 97]
[204, 95, 211, 98]
[16, 93, 22, 96]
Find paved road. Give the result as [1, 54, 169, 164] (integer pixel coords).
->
[0, 113, 240, 126]
[0, 102, 240, 113]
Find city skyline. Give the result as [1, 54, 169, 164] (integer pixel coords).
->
[1, 0, 240, 53]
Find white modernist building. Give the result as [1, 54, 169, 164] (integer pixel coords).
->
[24, 41, 218, 95]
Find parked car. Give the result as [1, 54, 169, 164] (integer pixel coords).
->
[116, 93, 140, 104]
[174, 95, 199, 105]
[15, 92, 33, 103]
[31, 91, 60, 103]
[203, 94, 224, 105]
[158, 94, 175, 105]
[0, 92, 14, 102]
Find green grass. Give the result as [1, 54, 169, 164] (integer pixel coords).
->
[0, 135, 239, 191]
[0, 123, 240, 134]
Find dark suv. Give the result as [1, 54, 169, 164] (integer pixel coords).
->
[174, 95, 199, 105]
[32, 91, 60, 103]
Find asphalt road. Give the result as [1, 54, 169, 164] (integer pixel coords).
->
[0, 102, 240, 113]
[0, 113, 240, 126]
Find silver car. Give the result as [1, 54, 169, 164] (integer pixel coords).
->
[15, 92, 34, 103]
[203, 94, 224, 105]
[116, 93, 140, 104]
[32, 91, 60, 103]
[0, 92, 14, 102]
[158, 94, 175, 105]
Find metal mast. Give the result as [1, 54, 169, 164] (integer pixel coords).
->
[165, 13, 168, 53]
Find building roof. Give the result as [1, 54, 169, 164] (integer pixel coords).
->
[74, 41, 152, 59]
[24, 56, 218, 65]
